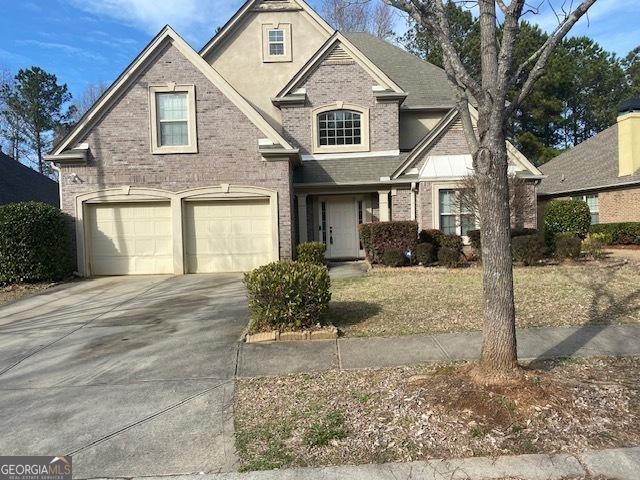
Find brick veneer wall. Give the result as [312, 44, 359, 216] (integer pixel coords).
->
[57, 42, 293, 262]
[599, 185, 640, 223]
[391, 189, 412, 221]
[281, 59, 399, 154]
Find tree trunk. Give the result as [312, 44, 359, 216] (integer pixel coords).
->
[35, 131, 43, 173]
[473, 130, 520, 383]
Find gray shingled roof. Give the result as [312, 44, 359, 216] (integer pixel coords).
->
[345, 32, 456, 109]
[0, 151, 59, 206]
[538, 124, 640, 196]
[294, 154, 409, 184]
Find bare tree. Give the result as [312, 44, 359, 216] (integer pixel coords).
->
[71, 81, 108, 122]
[455, 174, 536, 229]
[322, 0, 397, 39]
[0, 66, 27, 161]
[385, 0, 597, 383]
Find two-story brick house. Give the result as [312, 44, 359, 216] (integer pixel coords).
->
[46, 0, 542, 276]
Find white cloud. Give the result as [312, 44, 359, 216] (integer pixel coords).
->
[67, 0, 241, 46]
[17, 40, 106, 62]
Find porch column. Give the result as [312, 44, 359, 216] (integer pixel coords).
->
[378, 190, 390, 222]
[296, 193, 308, 243]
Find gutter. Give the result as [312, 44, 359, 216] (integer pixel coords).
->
[537, 178, 640, 197]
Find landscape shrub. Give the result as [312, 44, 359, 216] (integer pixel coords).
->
[358, 221, 418, 264]
[0, 202, 71, 284]
[296, 241, 326, 265]
[244, 261, 331, 332]
[467, 228, 538, 256]
[543, 200, 591, 246]
[418, 229, 445, 250]
[414, 242, 435, 265]
[438, 247, 461, 268]
[511, 235, 545, 266]
[582, 232, 611, 259]
[590, 222, 640, 245]
[554, 233, 582, 260]
[440, 234, 463, 252]
[381, 249, 406, 267]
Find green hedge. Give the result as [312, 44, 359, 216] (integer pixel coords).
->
[0, 202, 71, 284]
[554, 233, 582, 259]
[415, 242, 435, 265]
[512, 235, 545, 266]
[244, 261, 331, 332]
[358, 221, 418, 264]
[467, 228, 538, 256]
[297, 241, 326, 265]
[590, 222, 640, 245]
[381, 249, 406, 267]
[543, 200, 591, 246]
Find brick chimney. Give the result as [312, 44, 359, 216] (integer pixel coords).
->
[618, 98, 640, 176]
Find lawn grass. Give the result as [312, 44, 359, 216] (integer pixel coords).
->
[329, 263, 640, 337]
[234, 357, 640, 471]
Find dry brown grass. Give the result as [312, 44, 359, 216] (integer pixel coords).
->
[234, 357, 640, 471]
[0, 282, 55, 307]
[329, 263, 640, 337]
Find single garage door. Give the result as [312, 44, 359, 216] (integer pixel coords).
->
[184, 199, 273, 273]
[88, 202, 173, 275]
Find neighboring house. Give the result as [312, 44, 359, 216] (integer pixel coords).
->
[0, 149, 59, 206]
[45, 0, 542, 277]
[538, 99, 640, 225]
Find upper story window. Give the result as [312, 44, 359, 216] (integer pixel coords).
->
[572, 193, 599, 224]
[318, 110, 361, 146]
[149, 84, 197, 154]
[262, 24, 292, 62]
[312, 102, 370, 153]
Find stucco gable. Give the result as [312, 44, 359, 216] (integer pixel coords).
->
[50, 26, 293, 159]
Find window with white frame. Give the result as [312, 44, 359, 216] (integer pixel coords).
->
[318, 110, 362, 146]
[262, 24, 291, 62]
[149, 84, 197, 154]
[268, 29, 285, 56]
[439, 189, 476, 236]
[572, 193, 599, 224]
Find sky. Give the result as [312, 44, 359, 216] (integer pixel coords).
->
[0, 0, 638, 104]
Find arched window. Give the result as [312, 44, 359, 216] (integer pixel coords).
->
[312, 103, 369, 153]
[318, 110, 362, 146]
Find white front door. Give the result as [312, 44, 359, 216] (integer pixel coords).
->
[321, 197, 359, 259]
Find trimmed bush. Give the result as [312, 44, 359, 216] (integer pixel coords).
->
[0, 202, 71, 284]
[511, 235, 545, 266]
[554, 233, 582, 259]
[244, 261, 331, 332]
[438, 247, 461, 268]
[590, 222, 640, 245]
[467, 228, 538, 256]
[418, 229, 445, 250]
[297, 241, 326, 265]
[582, 233, 610, 259]
[415, 242, 435, 265]
[440, 233, 463, 252]
[358, 221, 418, 264]
[544, 200, 591, 246]
[381, 249, 406, 267]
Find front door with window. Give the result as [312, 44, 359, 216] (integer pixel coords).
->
[319, 196, 361, 259]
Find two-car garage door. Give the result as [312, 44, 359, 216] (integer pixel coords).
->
[87, 199, 273, 275]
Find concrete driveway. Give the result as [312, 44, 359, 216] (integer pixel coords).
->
[0, 274, 248, 478]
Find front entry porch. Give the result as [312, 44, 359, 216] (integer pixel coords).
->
[295, 191, 394, 260]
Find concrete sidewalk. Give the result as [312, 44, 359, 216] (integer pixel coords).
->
[132, 446, 640, 480]
[238, 324, 640, 377]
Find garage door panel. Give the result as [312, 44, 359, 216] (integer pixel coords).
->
[88, 202, 172, 276]
[184, 199, 273, 273]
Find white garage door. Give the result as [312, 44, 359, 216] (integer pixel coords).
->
[184, 199, 273, 273]
[88, 202, 173, 276]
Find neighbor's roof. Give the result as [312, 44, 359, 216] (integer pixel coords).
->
[538, 124, 640, 196]
[344, 32, 456, 110]
[294, 154, 409, 185]
[0, 151, 59, 206]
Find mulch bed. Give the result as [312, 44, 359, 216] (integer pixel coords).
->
[234, 357, 640, 471]
[0, 282, 56, 306]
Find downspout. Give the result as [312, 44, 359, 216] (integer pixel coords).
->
[410, 182, 417, 221]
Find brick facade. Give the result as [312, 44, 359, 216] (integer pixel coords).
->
[58, 42, 293, 261]
[599, 186, 640, 223]
[281, 59, 400, 155]
[391, 188, 412, 221]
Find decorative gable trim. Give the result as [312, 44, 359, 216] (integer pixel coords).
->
[392, 106, 543, 179]
[199, 0, 334, 59]
[273, 32, 406, 103]
[50, 25, 294, 157]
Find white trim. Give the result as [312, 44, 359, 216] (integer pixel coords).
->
[52, 26, 294, 157]
[431, 182, 478, 242]
[301, 149, 399, 161]
[262, 23, 292, 62]
[275, 32, 405, 99]
[74, 185, 280, 277]
[199, 0, 334, 59]
[312, 102, 370, 154]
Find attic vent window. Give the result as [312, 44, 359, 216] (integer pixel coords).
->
[262, 24, 292, 62]
[268, 29, 285, 56]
